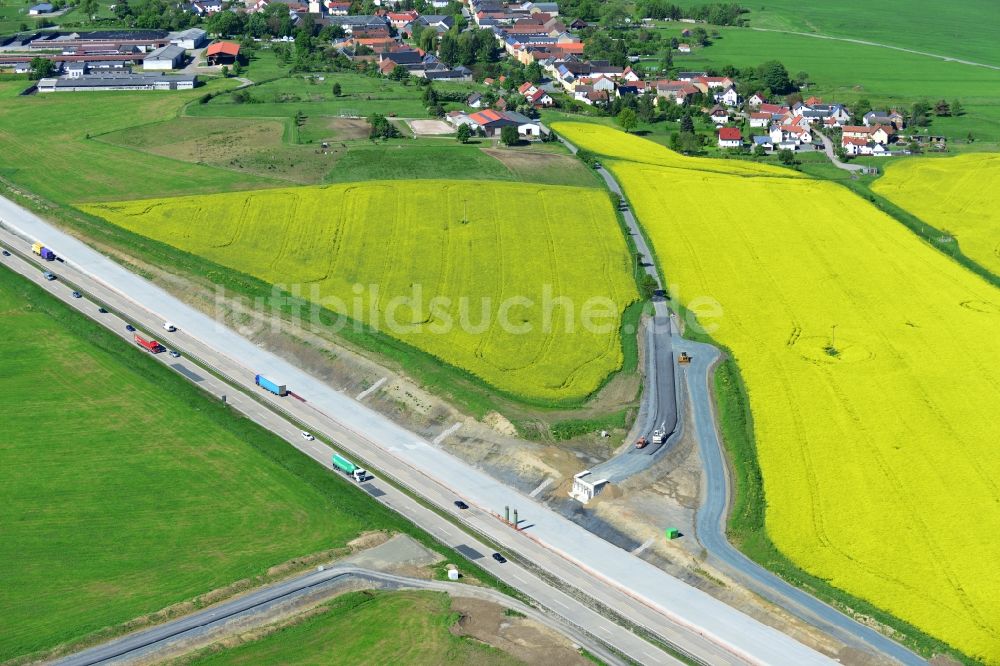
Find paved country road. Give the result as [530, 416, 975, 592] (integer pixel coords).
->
[817, 133, 866, 173]
[55, 565, 618, 666]
[0, 199, 835, 665]
[555, 137, 925, 666]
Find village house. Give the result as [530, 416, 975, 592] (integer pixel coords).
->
[749, 111, 771, 128]
[863, 110, 905, 130]
[715, 85, 739, 107]
[709, 105, 729, 125]
[747, 92, 766, 108]
[842, 124, 895, 145]
[717, 126, 741, 148]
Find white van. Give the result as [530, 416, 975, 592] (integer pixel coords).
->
[163, 322, 176, 332]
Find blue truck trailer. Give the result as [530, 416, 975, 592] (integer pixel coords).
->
[255, 374, 287, 396]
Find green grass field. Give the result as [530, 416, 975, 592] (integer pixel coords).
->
[81, 180, 639, 404]
[0, 79, 280, 203]
[666, 0, 1000, 67]
[187, 590, 518, 666]
[660, 26, 1000, 142]
[0, 264, 506, 662]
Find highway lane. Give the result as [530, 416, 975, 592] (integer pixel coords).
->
[1, 198, 834, 664]
[0, 233, 673, 666]
[56, 565, 622, 666]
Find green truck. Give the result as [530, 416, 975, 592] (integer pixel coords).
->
[332, 453, 367, 482]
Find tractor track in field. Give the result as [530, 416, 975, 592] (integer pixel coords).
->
[749, 27, 1000, 70]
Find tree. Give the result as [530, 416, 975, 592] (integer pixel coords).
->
[456, 124, 472, 144]
[679, 113, 694, 134]
[616, 108, 638, 133]
[951, 99, 964, 116]
[752, 144, 766, 158]
[756, 60, 792, 94]
[852, 97, 872, 123]
[777, 149, 795, 165]
[794, 70, 809, 88]
[933, 99, 951, 117]
[967, 131, 975, 143]
[80, 0, 98, 17]
[668, 132, 682, 152]
[389, 64, 410, 81]
[332, 82, 342, 96]
[421, 84, 438, 106]
[220, 65, 230, 78]
[910, 100, 931, 127]
[418, 28, 437, 54]
[500, 125, 519, 146]
[28, 57, 55, 80]
[525, 61, 543, 84]
[678, 131, 700, 154]
[232, 61, 243, 77]
[368, 114, 400, 140]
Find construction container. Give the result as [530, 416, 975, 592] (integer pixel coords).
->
[665, 528, 680, 540]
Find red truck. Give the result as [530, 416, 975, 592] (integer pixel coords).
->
[134, 333, 164, 354]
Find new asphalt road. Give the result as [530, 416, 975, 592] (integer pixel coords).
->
[56, 565, 622, 666]
[1, 195, 835, 665]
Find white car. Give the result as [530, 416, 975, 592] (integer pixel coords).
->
[163, 322, 177, 332]
[301, 431, 315, 441]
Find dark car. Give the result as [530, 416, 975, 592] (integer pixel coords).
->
[1, 250, 10, 256]
[454, 500, 469, 510]
[492, 552, 507, 564]
[98, 307, 108, 313]
[125, 324, 136, 332]
[71, 291, 82, 298]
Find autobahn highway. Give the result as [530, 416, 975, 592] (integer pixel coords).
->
[0, 196, 837, 665]
[0, 228, 672, 666]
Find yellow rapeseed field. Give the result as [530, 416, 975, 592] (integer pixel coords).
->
[551, 121, 803, 178]
[872, 153, 1000, 276]
[558, 122, 1000, 660]
[82, 180, 637, 403]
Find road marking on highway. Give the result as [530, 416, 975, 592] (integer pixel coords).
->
[432, 422, 462, 445]
[549, 596, 571, 610]
[631, 537, 656, 556]
[528, 477, 553, 498]
[355, 377, 386, 401]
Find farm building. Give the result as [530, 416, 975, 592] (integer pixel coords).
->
[168, 28, 207, 49]
[205, 41, 240, 65]
[37, 72, 197, 92]
[142, 44, 184, 70]
[29, 3, 53, 14]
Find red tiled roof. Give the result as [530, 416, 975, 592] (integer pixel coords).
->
[718, 127, 741, 140]
[206, 41, 240, 56]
